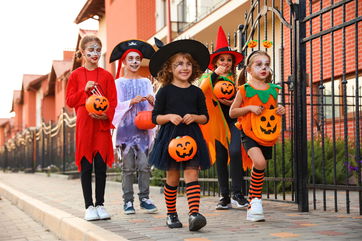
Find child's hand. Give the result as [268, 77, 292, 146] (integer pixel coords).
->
[89, 113, 108, 120]
[214, 66, 228, 75]
[130, 95, 145, 105]
[145, 95, 155, 106]
[182, 114, 196, 125]
[85, 81, 95, 92]
[276, 105, 286, 115]
[218, 98, 233, 106]
[168, 114, 183, 125]
[249, 105, 264, 115]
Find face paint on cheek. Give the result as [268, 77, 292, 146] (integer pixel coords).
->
[86, 44, 101, 58]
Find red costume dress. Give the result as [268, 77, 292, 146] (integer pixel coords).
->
[66, 67, 117, 170]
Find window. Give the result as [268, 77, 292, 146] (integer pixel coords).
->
[323, 74, 362, 119]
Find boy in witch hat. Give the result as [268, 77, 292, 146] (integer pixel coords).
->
[199, 26, 249, 210]
[110, 40, 158, 215]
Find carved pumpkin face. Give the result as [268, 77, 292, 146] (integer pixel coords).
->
[134, 111, 156, 130]
[251, 109, 281, 141]
[85, 95, 109, 115]
[213, 81, 235, 100]
[248, 40, 258, 48]
[262, 40, 273, 48]
[168, 136, 197, 162]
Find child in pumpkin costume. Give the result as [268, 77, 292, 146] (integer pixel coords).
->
[110, 40, 158, 215]
[66, 35, 117, 221]
[230, 50, 285, 222]
[199, 26, 249, 210]
[148, 38, 211, 231]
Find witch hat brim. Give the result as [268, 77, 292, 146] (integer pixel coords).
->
[149, 39, 210, 78]
[208, 48, 244, 70]
[109, 39, 155, 63]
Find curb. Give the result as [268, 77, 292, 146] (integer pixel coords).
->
[0, 182, 128, 241]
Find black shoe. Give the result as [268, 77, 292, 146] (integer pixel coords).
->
[231, 193, 249, 209]
[188, 213, 207, 231]
[216, 196, 231, 210]
[166, 213, 183, 228]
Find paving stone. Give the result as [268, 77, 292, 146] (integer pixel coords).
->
[0, 172, 361, 241]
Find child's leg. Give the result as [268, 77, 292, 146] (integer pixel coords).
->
[246, 147, 266, 222]
[165, 170, 182, 228]
[121, 147, 136, 204]
[80, 157, 94, 208]
[93, 152, 111, 219]
[165, 169, 180, 214]
[184, 169, 200, 215]
[135, 149, 151, 201]
[247, 147, 266, 200]
[94, 152, 107, 206]
[215, 141, 230, 198]
[184, 169, 206, 231]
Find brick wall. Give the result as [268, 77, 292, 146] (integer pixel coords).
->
[281, 0, 361, 142]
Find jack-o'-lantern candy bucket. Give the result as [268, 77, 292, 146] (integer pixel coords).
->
[213, 81, 235, 100]
[168, 136, 197, 162]
[134, 111, 156, 130]
[251, 108, 281, 142]
[86, 95, 109, 115]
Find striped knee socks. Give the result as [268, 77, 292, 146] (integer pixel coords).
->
[164, 183, 178, 214]
[185, 181, 201, 215]
[249, 168, 265, 201]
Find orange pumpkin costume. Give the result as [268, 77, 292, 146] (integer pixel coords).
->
[235, 83, 282, 170]
[199, 73, 232, 165]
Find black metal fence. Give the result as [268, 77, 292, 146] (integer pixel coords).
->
[0, 109, 77, 173]
[0, 0, 361, 215]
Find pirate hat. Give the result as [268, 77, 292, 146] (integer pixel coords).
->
[208, 26, 243, 70]
[149, 38, 210, 77]
[109, 39, 155, 78]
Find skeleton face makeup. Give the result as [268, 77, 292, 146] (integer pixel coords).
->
[248, 55, 272, 81]
[85, 43, 101, 58]
[123, 51, 142, 72]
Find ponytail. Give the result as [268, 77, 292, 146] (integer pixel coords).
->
[237, 67, 247, 87]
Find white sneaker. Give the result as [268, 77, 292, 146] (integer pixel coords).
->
[84, 206, 99, 221]
[246, 198, 265, 222]
[96, 205, 111, 220]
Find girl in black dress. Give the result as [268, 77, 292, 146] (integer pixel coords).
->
[148, 39, 211, 231]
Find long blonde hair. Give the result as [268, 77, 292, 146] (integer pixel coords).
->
[237, 50, 272, 86]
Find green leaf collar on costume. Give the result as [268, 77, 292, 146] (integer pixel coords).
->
[245, 83, 282, 104]
[217, 73, 234, 84]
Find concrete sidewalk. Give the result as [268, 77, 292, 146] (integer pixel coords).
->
[0, 172, 361, 241]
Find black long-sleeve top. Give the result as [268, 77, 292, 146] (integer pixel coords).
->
[152, 84, 209, 124]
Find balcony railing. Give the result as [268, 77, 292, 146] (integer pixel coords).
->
[176, 0, 230, 33]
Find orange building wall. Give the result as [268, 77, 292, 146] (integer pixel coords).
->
[42, 96, 55, 122]
[136, 0, 156, 40]
[22, 91, 36, 128]
[105, 0, 156, 75]
[13, 103, 23, 132]
[55, 77, 69, 119]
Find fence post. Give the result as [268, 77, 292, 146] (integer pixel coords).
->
[62, 108, 66, 173]
[292, 1, 308, 212]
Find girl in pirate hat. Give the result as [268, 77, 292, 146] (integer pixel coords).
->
[148, 38, 211, 231]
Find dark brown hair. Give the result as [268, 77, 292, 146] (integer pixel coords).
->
[75, 35, 102, 59]
[211, 53, 236, 81]
[156, 53, 203, 86]
[237, 50, 272, 86]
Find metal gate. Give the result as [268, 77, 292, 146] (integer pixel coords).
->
[238, 0, 361, 214]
